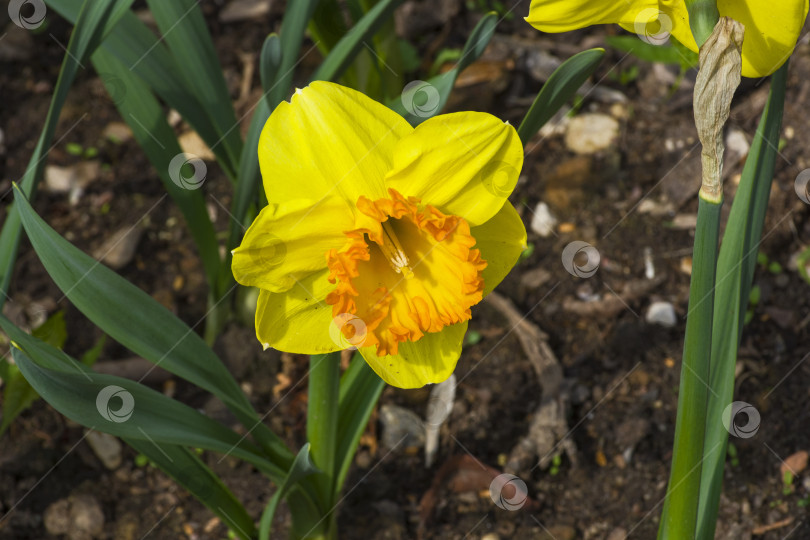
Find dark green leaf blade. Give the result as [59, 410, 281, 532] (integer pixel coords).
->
[1, 318, 283, 480]
[145, 0, 244, 174]
[89, 48, 222, 290]
[312, 0, 403, 83]
[334, 353, 385, 497]
[696, 62, 788, 539]
[517, 48, 605, 146]
[386, 12, 498, 126]
[0, 0, 135, 305]
[126, 438, 257, 540]
[259, 444, 320, 540]
[12, 185, 293, 470]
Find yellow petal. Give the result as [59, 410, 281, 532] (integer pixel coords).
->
[259, 81, 412, 209]
[471, 202, 527, 296]
[718, 0, 809, 77]
[659, 1, 695, 51]
[526, 0, 658, 32]
[359, 321, 468, 388]
[384, 112, 523, 226]
[255, 270, 342, 354]
[232, 196, 353, 293]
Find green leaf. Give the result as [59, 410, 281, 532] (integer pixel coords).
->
[259, 444, 320, 540]
[2, 317, 283, 481]
[0, 310, 69, 434]
[80, 334, 107, 366]
[12, 186, 293, 473]
[260, 34, 283, 100]
[145, 0, 243, 175]
[387, 12, 498, 125]
[126, 438, 256, 540]
[0, 361, 40, 435]
[90, 48, 222, 290]
[268, 0, 320, 108]
[307, 353, 340, 509]
[658, 198, 721, 538]
[44, 1, 237, 177]
[32, 310, 67, 349]
[696, 62, 788, 539]
[312, 0, 404, 83]
[0, 0, 135, 307]
[308, 0, 349, 55]
[517, 48, 605, 146]
[334, 353, 385, 497]
[606, 36, 697, 68]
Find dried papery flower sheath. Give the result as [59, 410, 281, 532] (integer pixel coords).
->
[694, 17, 744, 202]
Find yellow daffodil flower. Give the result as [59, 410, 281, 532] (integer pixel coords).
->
[232, 82, 526, 388]
[526, 0, 808, 77]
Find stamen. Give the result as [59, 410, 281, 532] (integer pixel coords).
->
[379, 220, 414, 279]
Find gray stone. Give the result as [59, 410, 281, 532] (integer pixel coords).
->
[646, 301, 677, 328]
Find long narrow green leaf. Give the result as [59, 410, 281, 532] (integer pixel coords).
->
[44, 1, 237, 177]
[696, 62, 788, 538]
[517, 48, 605, 146]
[606, 36, 697, 68]
[334, 353, 385, 497]
[387, 12, 498, 125]
[146, 0, 243, 176]
[268, 0, 321, 107]
[308, 0, 349, 60]
[90, 49, 222, 289]
[126, 438, 256, 540]
[312, 0, 403, 83]
[225, 34, 281, 257]
[259, 444, 320, 540]
[0, 311, 67, 434]
[260, 34, 283, 102]
[658, 197, 720, 539]
[307, 353, 340, 509]
[0, 361, 39, 435]
[1, 319, 280, 479]
[0, 0, 134, 307]
[12, 186, 293, 470]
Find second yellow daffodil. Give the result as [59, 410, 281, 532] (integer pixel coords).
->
[232, 82, 526, 389]
[526, 0, 808, 78]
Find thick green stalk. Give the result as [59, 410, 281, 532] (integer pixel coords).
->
[696, 62, 788, 539]
[658, 196, 721, 539]
[684, 0, 720, 47]
[307, 352, 341, 536]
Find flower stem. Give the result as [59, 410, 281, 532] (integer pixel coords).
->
[307, 352, 341, 535]
[685, 0, 720, 47]
[658, 195, 721, 539]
